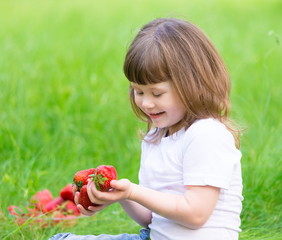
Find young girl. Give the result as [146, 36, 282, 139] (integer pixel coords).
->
[49, 18, 243, 240]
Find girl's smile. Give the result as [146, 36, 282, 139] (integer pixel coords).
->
[149, 111, 165, 119]
[131, 81, 186, 133]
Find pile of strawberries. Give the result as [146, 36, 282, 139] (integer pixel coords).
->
[8, 165, 118, 228]
[8, 184, 80, 227]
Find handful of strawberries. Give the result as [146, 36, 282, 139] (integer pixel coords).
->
[8, 165, 117, 227]
[73, 165, 118, 209]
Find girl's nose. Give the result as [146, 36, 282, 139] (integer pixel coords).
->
[141, 96, 154, 109]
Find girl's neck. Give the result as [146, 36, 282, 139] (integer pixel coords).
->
[167, 124, 183, 137]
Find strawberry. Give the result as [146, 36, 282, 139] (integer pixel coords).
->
[51, 210, 66, 224]
[78, 185, 98, 209]
[8, 205, 24, 216]
[60, 183, 74, 202]
[15, 217, 27, 226]
[73, 168, 95, 191]
[90, 165, 117, 192]
[42, 197, 64, 213]
[63, 200, 80, 216]
[8, 205, 40, 218]
[59, 214, 78, 227]
[30, 189, 53, 210]
[26, 207, 40, 217]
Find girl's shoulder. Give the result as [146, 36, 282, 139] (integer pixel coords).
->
[185, 118, 234, 142]
[189, 118, 226, 132]
[142, 118, 233, 145]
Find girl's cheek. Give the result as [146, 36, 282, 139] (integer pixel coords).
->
[134, 96, 142, 108]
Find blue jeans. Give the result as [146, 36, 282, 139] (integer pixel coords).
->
[48, 228, 150, 240]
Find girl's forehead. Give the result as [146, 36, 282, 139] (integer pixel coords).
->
[131, 81, 172, 90]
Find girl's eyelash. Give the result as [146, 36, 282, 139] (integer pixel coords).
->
[134, 89, 163, 97]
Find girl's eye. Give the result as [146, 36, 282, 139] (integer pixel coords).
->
[153, 93, 163, 97]
[135, 91, 143, 95]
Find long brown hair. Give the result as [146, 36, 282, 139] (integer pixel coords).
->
[124, 18, 240, 147]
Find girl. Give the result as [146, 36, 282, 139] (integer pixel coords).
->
[50, 18, 243, 240]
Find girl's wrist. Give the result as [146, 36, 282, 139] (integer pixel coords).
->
[127, 182, 137, 201]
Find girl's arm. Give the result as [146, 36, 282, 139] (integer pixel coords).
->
[129, 184, 219, 229]
[87, 179, 219, 229]
[119, 199, 152, 228]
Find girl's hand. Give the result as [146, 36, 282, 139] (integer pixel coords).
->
[74, 191, 107, 216]
[87, 178, 133, 205]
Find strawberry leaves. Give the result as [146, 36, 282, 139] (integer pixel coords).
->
[91, 173, 109, 191]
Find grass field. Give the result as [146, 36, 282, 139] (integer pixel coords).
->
[0, 0, 281, 239]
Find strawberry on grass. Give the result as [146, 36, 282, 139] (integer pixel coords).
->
[42, 196, 64, 213]
[63, 200, 80, 216]
[51, 211, 78, 227]
[8, 205, 45, 227]
[8, 205, 24, 217]
[60, 183, 74, 202]
[8, 183, 87, 228]
[51, 210, 66, 224]
[30, 189, 53, 210]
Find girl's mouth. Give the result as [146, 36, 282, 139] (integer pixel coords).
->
[149, 111, 165, 119]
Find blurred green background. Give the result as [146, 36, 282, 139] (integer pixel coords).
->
[0, 0, 281, 239]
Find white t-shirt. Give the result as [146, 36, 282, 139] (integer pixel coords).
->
[138, 118, 243, 240]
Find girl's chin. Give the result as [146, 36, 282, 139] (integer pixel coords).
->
[152, 122, 167, 129]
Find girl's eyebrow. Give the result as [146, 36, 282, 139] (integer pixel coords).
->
[131, 84, 165, 90]
[130, 83, 139, 88]
[149, 86, 167, 91]
[131, 84, 141, 90]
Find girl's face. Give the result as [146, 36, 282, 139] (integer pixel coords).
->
[131, 81, 186, 134]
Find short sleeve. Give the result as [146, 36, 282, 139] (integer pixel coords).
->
[182, 121, 241, 189]
[138, 140, 150, 187]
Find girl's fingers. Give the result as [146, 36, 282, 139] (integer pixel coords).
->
[76, 204, 95, 216]
[74, 191, 80, 205]
[73, 184, 106, 216]
[72, 185, 77, 196]
[87, 181, 114, 204]
[88, 204, 107, 212]
[87, 181, 109, 204]
[110, 179, 131, 191]
[87, 181, 99, 203]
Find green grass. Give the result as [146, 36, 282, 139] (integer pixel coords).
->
[0, 0, 281, 239]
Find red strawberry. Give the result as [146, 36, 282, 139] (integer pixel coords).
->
[63, 200, 80, 216]
[8, 205, 41, 220]
[91, 165, 117, 192]
[26, 207, 40, 217]
[15, 217, 27, 226]
[60, 183, 74, 202]
[73, 168, 95, 191]
[60, 214, 78, 227]
[30, 189, 53, 210]
[51, 210, 66, 224]
[8, 205, 24, 216]
[78, 185, 98, 209]
[42, 197, 64, 213]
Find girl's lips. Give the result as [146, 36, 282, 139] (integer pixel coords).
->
[149, 111, 165, 119]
